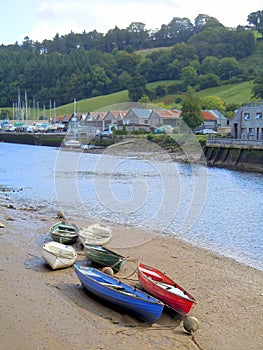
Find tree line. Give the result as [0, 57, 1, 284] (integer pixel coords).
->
[0, 11, 262, 109]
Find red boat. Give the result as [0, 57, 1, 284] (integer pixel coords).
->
[137, 262, 196, 315]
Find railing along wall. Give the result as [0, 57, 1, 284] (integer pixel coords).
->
[206, 138, 263, 149]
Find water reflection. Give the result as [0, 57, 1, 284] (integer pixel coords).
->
[1, 143, 262, 271]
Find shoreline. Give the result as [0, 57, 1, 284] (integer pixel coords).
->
[1, 196, 263, 350]
[2, 134, 263, 174]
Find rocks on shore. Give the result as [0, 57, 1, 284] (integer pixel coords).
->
[0, 221, 5, 228]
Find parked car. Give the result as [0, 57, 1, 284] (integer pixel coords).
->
[100, 130, 111, 136]
[194, 129, 218, 135]
[5, 124, 16, 132]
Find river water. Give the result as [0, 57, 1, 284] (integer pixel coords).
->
[1, 142, 262, 271]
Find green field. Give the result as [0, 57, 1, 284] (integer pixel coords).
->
[51, 79, 258, 114]
[196, 81, 254, 105]
[55, 90, 130, 115]
[0, 79, 256, 119]
[135, 46, 173, 57]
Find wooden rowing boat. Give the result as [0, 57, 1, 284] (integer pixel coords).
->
[74, 264, 164, 324]
[41, 241, 77, 270]
[83, 244, 126, 272]
[50, 221, 79, 245]
[137, 262, 196, 315]
[79, 223, 112, 245]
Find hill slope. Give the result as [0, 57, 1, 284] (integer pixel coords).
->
[0, 80, 256, 118]
[196, 81, 254, 105]
[55, 81, 255, 115]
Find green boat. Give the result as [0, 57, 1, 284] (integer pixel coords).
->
[50, 221, 79, 245]
[83, 244, 126, 272]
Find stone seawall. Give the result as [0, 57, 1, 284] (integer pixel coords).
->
[0, 132, 65, 147]
[204, 145, 263, 173]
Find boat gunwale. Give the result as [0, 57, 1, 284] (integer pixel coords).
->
[138, 263, 196, 306]
[75, 265, 164, 305]
[42, 243, 77, 259]
[83, 244, 126, 260]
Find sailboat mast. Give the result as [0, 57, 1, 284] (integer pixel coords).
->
[74, 98, 76, 116]
[53, 101, 56, 120]
[18, 87, 21, 120]
[25, 91, 28, 124]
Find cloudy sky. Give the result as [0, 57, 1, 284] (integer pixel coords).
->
[1, 0, 261, 45]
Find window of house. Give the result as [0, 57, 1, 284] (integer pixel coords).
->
[256, 112, 262, 119]
[249, 128, 255, 136]
[244, 113, 250, 120]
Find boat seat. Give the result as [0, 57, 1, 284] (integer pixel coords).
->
[155, 281, 192, 301]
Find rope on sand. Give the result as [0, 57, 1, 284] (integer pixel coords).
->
[191, 331, 204, 350]
[116, 319, 181, 334]
[118, 257, 139, 280]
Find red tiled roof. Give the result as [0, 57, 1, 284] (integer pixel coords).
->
[107, 111, 122, 117]
[201, 111, 216, 121]
[153, 109, 181, 118]
[55, 115, 71, 121]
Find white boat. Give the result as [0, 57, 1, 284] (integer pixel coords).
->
[64, 139, 81, 148]
[80, 144, 96, 150]
[41, 241, 77, 270]
[79, 223, 112, 245]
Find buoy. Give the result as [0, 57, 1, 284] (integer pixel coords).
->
[183, 316, 199, 334]
[102, 266, 114, 276]
[56, 211, 65, 219]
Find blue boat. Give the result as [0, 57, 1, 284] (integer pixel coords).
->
[74, 264, 164, 325]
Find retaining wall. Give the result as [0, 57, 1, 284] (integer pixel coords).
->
[203, 145, 263, 173]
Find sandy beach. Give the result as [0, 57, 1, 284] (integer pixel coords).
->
[1, 195, 263, 350]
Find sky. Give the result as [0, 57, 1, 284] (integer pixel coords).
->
[0, 0, 262, 45]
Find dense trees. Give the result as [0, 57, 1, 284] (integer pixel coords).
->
[128, 73, 147, 101]
[0, 11, 261, 108]
[181, 87, 203, 129]
[200, 96, 226, 114]
[247, 11, 263, 36]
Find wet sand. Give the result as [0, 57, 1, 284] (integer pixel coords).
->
[1, 197, 263, 350]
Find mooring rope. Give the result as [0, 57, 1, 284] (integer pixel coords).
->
[117, 257, 139, 280]
[191, 330, 204, 350]
[117, 320, 181, 332]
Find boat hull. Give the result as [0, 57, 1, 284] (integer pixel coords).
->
[74, 264, 164, 324]
[79, 223, 112, 245]
[64, 139, 81, 148]
[83, 244, 125, 272]
[50, 221, 79, 245]
[42, 242, 77, 270]
[138, 263, 196, 315]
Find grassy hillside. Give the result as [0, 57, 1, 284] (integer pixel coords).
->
[135, 46, 172, 57]
[146, 80, 254, 107]
[55, 90, 130, 115]
[196, 81, 254, 105]
[0, 80, 255, 120]
[61, 80, 256, 114]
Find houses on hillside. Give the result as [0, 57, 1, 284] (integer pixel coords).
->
[149, 109, 181, 128]
[52, 102, 263, 141]
[201, 110, 228, 130]
[60, 107, 230, 135]
[4, 99, 263, 143]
